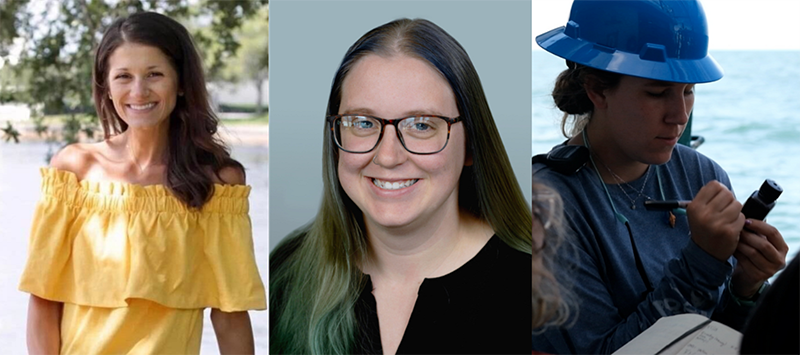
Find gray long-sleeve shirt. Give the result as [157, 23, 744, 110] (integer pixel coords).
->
[533, 143, 755, 354]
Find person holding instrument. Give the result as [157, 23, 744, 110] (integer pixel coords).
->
[20, 12, 265, 354]
[270, 18, 531, 354]
[531, 0, 788, 353]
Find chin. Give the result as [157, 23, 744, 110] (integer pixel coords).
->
[364, 209, 420, 230]
[121, 117, 169, 130]
[649, 151, 674, 165]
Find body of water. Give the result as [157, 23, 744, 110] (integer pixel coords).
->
[0, 142, 269, 354]
[533, 50, 800, 273]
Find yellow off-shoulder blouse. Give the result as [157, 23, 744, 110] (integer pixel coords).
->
[19, 168, 266, 354]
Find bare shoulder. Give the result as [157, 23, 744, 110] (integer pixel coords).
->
[215, 165, 246, 185]
[49, 143, 99, 179]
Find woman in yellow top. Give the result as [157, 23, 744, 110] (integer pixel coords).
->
[19, 12, 266, 354]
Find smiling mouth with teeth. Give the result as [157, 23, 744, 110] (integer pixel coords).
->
[127, 102, 156, 110]
[372, 178, 419, 190]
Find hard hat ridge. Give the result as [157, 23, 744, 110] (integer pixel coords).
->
[537, 0, 723, 83]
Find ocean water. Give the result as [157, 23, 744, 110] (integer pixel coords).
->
[533, 50, 800, 271]
[0, 143, 269, 354]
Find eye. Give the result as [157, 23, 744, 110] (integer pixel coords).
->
[354, 119, 374, 129]
[148, 72, 164, 78]
[647, 90, 667, 98]
[684, 86, 695, 96]
[113, 73, 131, 80]
[341, 115, 377, 130]
[400, 116, 444, 140]
[410, 120, 433, 132]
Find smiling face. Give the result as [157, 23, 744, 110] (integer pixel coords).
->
[594, 75, 695, 165]
[337, 54, 467, 231]
[106, 42, 179, 130]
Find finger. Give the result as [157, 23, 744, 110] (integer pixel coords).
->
[706, 183, 738, 215]
[735, 239, 785, 278]
[717, 196, 744, 224]
[739, 228, 785, 266]
[746, 219, 789, 255]
[692, 180, 725, 205]
[733, 250, 771, 281]
[735, 240, 771, 272]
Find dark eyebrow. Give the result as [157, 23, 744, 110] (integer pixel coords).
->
[339, 107, 448, 118]
[401, 109, 448, 117]
[110, 65, 163, 72]
[339, 107, 377, 116]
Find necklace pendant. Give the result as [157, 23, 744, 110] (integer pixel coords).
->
[631, 204, 636, 210]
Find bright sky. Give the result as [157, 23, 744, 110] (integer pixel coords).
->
[533, 0, 800, 51]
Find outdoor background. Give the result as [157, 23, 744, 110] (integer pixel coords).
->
[532, 0, 800, 277]
[269, 0, 533, 251]
[0, 1, 269, 353]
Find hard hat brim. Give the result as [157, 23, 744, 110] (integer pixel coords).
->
[537, 27, 724, 84]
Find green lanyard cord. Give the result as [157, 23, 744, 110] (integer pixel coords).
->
[582, 130, 654, 294]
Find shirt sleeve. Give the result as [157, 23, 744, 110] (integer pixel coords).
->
[533, 198, 732, 354]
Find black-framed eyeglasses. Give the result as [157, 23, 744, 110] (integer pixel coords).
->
[327, 114, 463, 155]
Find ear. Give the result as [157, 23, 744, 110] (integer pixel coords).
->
[583, 75, 608, 110]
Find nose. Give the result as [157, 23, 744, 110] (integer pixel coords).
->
[665, 89, 692, 125]
[371, 125, 407, 168]
[130, 78, 150, 99]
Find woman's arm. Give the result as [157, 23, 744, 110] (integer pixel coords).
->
[532, 176, 741, 354]
[211, 309, 255, 355]
[27, 295, 62, 355]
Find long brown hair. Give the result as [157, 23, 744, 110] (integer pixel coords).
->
[92, 12, 242, 208]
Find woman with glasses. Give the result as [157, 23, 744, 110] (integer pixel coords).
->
[270, 18, 531, 354]
[531, 1, 788, 353]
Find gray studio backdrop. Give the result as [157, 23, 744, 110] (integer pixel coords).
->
[269, 0, 532, 251]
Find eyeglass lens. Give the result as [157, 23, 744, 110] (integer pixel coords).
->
[335, 115, 449, 154]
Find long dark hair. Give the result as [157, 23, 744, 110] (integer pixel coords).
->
[92, 12, 242, 208]
[270, 18, 531, 354]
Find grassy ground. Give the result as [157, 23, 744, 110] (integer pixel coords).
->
[219, 113, 269, 126]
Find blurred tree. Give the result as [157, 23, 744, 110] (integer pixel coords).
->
[0, 0, 267, 144]
[2, 121, 20, 143]
[219, 5, 269, 115]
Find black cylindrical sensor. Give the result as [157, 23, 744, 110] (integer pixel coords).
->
[741, 179, 783, 221]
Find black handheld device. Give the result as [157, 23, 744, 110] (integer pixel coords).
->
[741, 179, 783, 221]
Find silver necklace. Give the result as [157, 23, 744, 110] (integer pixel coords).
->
[598, 158, 652, 210]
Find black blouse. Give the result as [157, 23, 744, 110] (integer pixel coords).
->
[355, 235, 531, 354]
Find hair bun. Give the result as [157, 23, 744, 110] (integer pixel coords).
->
[552, 68, 593, 115]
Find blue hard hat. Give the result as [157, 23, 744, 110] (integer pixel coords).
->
[536, 0, 723, 83]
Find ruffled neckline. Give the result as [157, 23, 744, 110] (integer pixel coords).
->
[39, 167, 250, 214]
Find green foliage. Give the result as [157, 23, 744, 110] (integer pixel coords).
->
[0, 0, 268, 145]
[32, 110, 48, 137]
[0, 0, 28, 58]
[2, 121, 20, 143]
